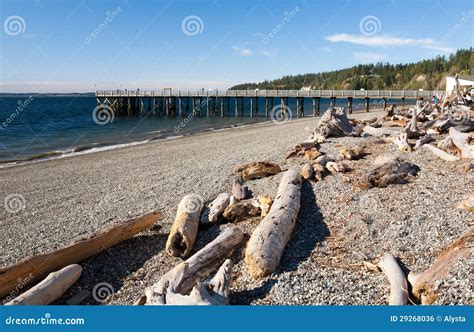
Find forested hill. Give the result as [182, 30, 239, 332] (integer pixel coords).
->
[230, 49, 472, 91]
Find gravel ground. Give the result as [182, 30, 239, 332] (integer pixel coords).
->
[0, 110, 472, 305]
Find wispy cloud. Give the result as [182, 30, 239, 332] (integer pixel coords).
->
[232, 46, 252, 56]
[326, 33, 454, 53]
[353, 52, 387, 62]
[256, 49, 275, 57]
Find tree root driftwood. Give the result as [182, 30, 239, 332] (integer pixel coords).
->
[377, 253, 408, 305]
[141, 225, 243, 305]
[359, 156, 420, 189]
[234, 161, 281, 180]
[0, 211, 161, 298]
[308, 107, 356, 142]
[408, 229, 473, 304]
[166, 194, 204, 258]
[5, 264, 82, 305]
[245, 166, 302, 279]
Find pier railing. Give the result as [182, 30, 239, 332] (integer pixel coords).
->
[96, 89, 444, 99]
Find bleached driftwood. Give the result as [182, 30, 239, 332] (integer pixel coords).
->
[361, 156, 419, 188]
[0, 211, 161, 298]
[200, 193, 231, 226]
[232, 175, 250, 201]
[301, 163, 314, 180]
[423, 144, 460, 162]
[363, 125, 400, 137]
[235, 161, 281, 180]
[304, 148, 321, 161]
[5, 264, 82, 305]
[308, 107, 356, 142]
[410, 229, 473, 304]
[285, 142, 319, 159]
[455, 193, 474, 212]
[166, 194, 203, 258]
[326, 161, 350, 174]
[245, 167, 302, 278]
[377, 253, 408, 305]
[222, 199, 259, 221]
[162, 259, 234, 305]
[142, 226, 243, 305]
[339, 145, 366, 160]
[312, 163, 326, 180]
[449, 127, 474, 159]
[415, 135, 434, 150]
[394, 132, 411, 152]
[251, 195, 273, 218]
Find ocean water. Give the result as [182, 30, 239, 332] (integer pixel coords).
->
[0, 95, 393, 165]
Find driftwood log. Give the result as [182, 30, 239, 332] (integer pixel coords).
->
[166, 194, 203, 258]
[409, 229, 473, 304]
[339, 145, 366, 160]
[251, 195, 273, 218]
[200, 193, 231, 226]
[363, 125, 400, 137]
[285, 142, 319, 159]
[232, 175, 250, 200]
[245, 167, 302, 278]
[222, 199, 260, 222]
[423, 144, 460, 162]
[0, 211, 161, 298]
[415, 135, 434, 150]
[235, 161, 281, 180]
[361, 156, 420, 188]
[142, 226, 243, 305]
[377, 253, 408, 305]
[5, 264, 82, 305]
[394, 132, 411, 152]
[449, 127, 474, 159]
[309, 107, 356, 142]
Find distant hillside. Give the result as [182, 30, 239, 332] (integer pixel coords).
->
[230, 49, 472, 91]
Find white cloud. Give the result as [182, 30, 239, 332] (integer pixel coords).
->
[232, 46, 253, 56]
[326, 33, 454, 53]
[353, 52, 387, 62]
[257, 49, 275, 57]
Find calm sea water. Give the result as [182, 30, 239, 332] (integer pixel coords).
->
[0, 95, 392, 165]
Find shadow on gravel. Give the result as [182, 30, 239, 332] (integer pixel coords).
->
[230, 278, 277, 305]
[279, 181, 329, 272]
[55, 229, 167, 305]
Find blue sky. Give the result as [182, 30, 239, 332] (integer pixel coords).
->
[0, 0, 472, 92]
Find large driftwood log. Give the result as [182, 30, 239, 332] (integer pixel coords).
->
[361, 156, 420, 188]
[423, 144, 460, 162]
[200, 193, 231, 226]
[162, 259, 234, 305]
[410, 229, 473, 304]
[166, 194, 204, 258]
[235, 161, 281, 180]
[0, 211, 161, 298]
[309, 107, 356, 142]
[377, 253, 408, 305]
[449, 127, 474, 159]
[142, 226, 243, 305]
[231, 175, 250, 200]
[5, 264, 82, 305]
[245, 167, 302, 279]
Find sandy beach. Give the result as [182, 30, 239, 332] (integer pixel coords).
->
[1, 111, 472, 305]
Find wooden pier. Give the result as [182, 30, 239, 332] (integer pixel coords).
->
[95, 89, 444, 117]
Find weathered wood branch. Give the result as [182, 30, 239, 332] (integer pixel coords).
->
[5, 264, 82, 305]
[245, 167, 302, 279]
[377, 253, 408, 305]
[235, 161, 281, 180]
[423, 144, 460, 162]
[166, 194, 203, 258]
[200, 193, 231, 226]
[0, 211, 161, 298]
[232, 175, 250, 201]
[410, 229, 473, 304]
[143, 226, 243, 304]
[394, 132, 412, 152]
[449, 127, 474, 159]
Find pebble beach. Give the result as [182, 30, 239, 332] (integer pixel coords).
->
[1, 110, 472, 305]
